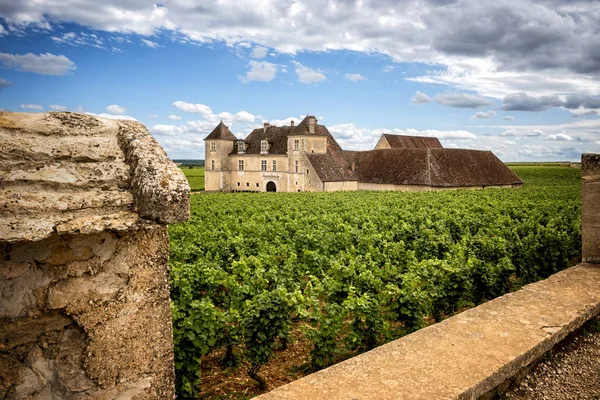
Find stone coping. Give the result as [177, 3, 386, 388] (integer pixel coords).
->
[256, 263, 600, 400]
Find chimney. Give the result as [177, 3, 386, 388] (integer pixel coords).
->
[308, 116, 316, 134]
[263, 122, 270, 133]
[291, 120, 295, 127]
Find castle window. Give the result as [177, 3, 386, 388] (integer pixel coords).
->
[306, 169, 309, 174]
[256, 183, 259, 187]
[211, 160, 215, 170]
[273, 160, 277, 171]
[237, 182, 240, 186]
[238, 160, 244, 171]
[261, 140, 269, 153]
[295, 160, 299, 173]
[294, 139, 299, 151]
[210, 142, 216, 152]
[261, 160, 267, 171]
[246, 182, 249, 187]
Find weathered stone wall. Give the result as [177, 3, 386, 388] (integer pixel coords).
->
[0, 226, 175, 399]
[582, 153, 600, 263]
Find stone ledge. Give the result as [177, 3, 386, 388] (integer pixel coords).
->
[256, 263, 600, 400]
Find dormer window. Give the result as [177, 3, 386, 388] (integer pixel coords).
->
[237, 140, 245, 154]
[261, 139, 269, 154]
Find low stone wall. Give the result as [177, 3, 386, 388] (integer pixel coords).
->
[0, 226, 175, 399]
[583, 153, 600, 263]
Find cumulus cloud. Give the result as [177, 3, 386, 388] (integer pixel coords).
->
[0, 52, 76, 75]
[148, 114, 159, 118]
[500, 129, 543, 137]
[239, 61, 277, 83]
[252, 46, 268, 59]
[293, 62, 326, 84]
[345, 73, 366, 82]
[0, 78, 12, 88]
[518, 145, 582, 160]
[85, 112, 137, 121]
[411, 90, 432, 104]
[168, 114, 182, 120]
[501, 93, 563, 112]
[141, 38, 160, 48]
[105, 104, 126, 115]
[471, 110, 496, 119]
[20, 104, 43, 110]
[49, 105, 67, 111]
[502, 115, 515, 121]
[172, 101, 213, 115]
[544, 133, 576, 142]
[434, 93, 491, 108]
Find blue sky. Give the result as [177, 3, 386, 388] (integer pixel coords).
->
[0, 0, 599, 161]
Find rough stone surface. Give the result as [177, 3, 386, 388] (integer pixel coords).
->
[582, 153, 600, 263]
[0, 227, 176, 399]
[257, 264, 600, 400]
[0, 111, 190, 243]
[117, 120, 190, 224]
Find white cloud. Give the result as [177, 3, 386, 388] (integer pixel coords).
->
[345, 73, 366, 82]
[502, 116, 515, 121]
[0, 52, 76, 75]
[168, 114, 182, 120]
[49, 105, 67, 111]
[0, 24, 6, 36]
[106, 104, 126, 115]
[545, 133, 575, 141]
[471, 110, 496, 119]
[239, 61, 278, 83]
[293, 62, 326, 84]
[20, 104, 43, 110]
[148, 114, 159, 119]
[252, 46, 268, 59]
[85, 112, 137, 121]
[151, 124, 185, 136]
[141, 38, 160, 48]
[172, 101, 213, 115]
[500, 129, 543, 137]
[434, 92, 491, 109]
[0, 78, 12, 88]
[51, 32, 104, 49]
[411, 90, 432, 104]
[383, 65, 395, 73]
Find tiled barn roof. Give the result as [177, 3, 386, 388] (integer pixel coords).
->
[350, 148, 523, 187]
[0, 112, 190, 243]
[382, 134, 443, 149]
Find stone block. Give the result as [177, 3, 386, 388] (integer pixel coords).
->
[56, 328, 95, 393]
[582, 153, 600, 263]
[0, 313, 72, 351]
[47, 272, 127, 309]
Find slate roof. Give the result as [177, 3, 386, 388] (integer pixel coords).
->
[205, 121, 237, 141]
[348, 148, 523, 187]
[0, 112, 190, 243]
[382, 134, 442, 149]
[235, 116, 336, 155]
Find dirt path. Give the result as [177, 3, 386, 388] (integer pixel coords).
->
[504, 317, 600, 400]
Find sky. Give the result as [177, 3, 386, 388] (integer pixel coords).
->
[0, 0, 599, 161]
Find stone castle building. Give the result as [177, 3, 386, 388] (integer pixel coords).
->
[0, 112, 189, 399]
[204, 115, 523, 192]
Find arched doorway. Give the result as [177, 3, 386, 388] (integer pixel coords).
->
[266, 181, 277, 192]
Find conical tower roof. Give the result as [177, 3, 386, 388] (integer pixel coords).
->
[205, 121, 237, 140]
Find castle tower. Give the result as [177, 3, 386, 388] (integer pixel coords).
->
[287, 116, 327, 191]
[204, 121, 236, 191]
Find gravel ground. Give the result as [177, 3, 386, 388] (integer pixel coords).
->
[504, 317, 600, 400]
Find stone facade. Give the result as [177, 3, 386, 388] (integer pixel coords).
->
[0, 112, 190, 399]
[582, 153, 600, 263]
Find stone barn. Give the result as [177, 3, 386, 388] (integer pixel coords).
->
[0, 112, 189, 399]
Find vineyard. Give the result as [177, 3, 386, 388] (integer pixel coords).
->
[169, 166, 581, 399]
[180, 166, 205, 191]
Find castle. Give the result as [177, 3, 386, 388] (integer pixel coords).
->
[204, 115, 523, 192]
